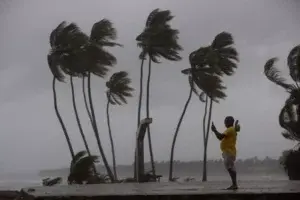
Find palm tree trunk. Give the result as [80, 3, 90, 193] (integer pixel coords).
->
[202, 96, 208, 143]
[202, 98, 213, 182]
[106, 94, 118, 179]
[169, 86, 193, 181]
[70, 76, 92, 156]
[134, 56, 145, 179]
[52, 77, 75, 159]
[87, 72, 115, 182]
[146, 58, 156, 176]
[137, 57, 145, 127]
[82, 77, 93, 122]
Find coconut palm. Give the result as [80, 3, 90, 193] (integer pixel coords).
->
[168, 73, 197, 181]
[68, 151, 99, 184]
[264, 45, 300, 180]
[105, 71, 134, 179]
[47, 21, 89, 159]
[185, 32, 238, 181]
[136, 8, 182, 175]
[48, 20, 119, 181]
[84, 19, 122, 182]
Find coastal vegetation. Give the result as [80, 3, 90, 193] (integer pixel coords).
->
[46, 8, 300, 184]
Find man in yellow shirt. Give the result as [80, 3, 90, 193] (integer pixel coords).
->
[211, 116, 240, 190]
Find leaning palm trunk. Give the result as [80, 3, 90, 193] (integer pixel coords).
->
[134, 56, 145, 178]
[87, 72, 115, 182]
[202, 98, 213, 182]
[82, 77, 93, 122]
[106, 94, 118, 179]
[146, 58, 156, 176]
[70, 76, 92, 156]
[169, 86, 193, 181]
[52, 77, 75, 159]
[137, 56, 145, 127]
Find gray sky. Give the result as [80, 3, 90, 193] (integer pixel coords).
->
[0, 0, 299, 172]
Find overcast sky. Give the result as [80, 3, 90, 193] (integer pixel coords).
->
[0, 0, 299, 172]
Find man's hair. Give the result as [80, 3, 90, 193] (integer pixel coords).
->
[225, 116, 234, 126]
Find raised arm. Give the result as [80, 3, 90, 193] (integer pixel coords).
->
[211, 122, 225, 141]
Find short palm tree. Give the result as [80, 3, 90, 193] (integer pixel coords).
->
[136, 8, 182, 175]
[68, 151, 99, 184]
[105, 71, 134, 180]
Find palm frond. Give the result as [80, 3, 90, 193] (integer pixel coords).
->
[145, 9, 173, 28]
[211, 32, 234, 49]
[70, 151, 87, 172]
[49, 21, 66, 48]
[68, 151, 99, 184]
[90, 19, 121, 47]
[137, 10, 182, 63]
[264, 57, 293, 90]
[106, 71, 134, 105]
[47, 52, 65, 82]
[287, 45, 300, 82]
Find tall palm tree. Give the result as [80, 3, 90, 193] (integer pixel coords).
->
[47, 21, 89, 159]
[48, 20, 120, 181]
[85, 19, 122, 182]
[136, 8, 183, 175]
[105, 71, 134, 179]
[169, 72, 197, 181]
[187, 32, 238, 181]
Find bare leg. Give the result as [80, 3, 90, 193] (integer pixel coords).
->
[227, 168, 238, 188]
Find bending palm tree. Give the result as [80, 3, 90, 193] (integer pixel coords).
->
[48, 20, 120, 181]
[106, 71, 134, 180]
[47, 21, 89, 159]
[136, 8, 182, 175]
[264, 46, 300, 179]
[187, 32, 239, 181]
[169, 73, 197, 181]
[85, 19, 122, 182]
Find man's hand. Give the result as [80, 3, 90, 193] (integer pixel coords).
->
[235, 120, 241, 132]
[211, 122, 217, 132]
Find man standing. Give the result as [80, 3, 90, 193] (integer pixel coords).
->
[211, 116, 240, 190]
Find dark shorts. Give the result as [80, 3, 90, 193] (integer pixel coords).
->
[222, 152, 236, 171]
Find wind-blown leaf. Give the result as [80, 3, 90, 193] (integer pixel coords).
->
[287, 45, 300, 82]
[106, 71, 134, 105]
[264, 57, 293, 90]
[211, 32, 234, 49]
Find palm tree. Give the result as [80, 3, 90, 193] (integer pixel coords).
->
[68, 151, 99, 184]
[84, 19, 122, 182]
[136, 8, 183, 175]
[105, 71, 134, 179]
[169, 73, 197, 181]
[70, 75, 92, 157]
[264, 46, 300, 179]
[187, 32, 238, 181]
[48, 20, 120, 181]
[47, 21, 89, 159]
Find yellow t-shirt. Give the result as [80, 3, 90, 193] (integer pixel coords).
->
[220, 126, 237, 156]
